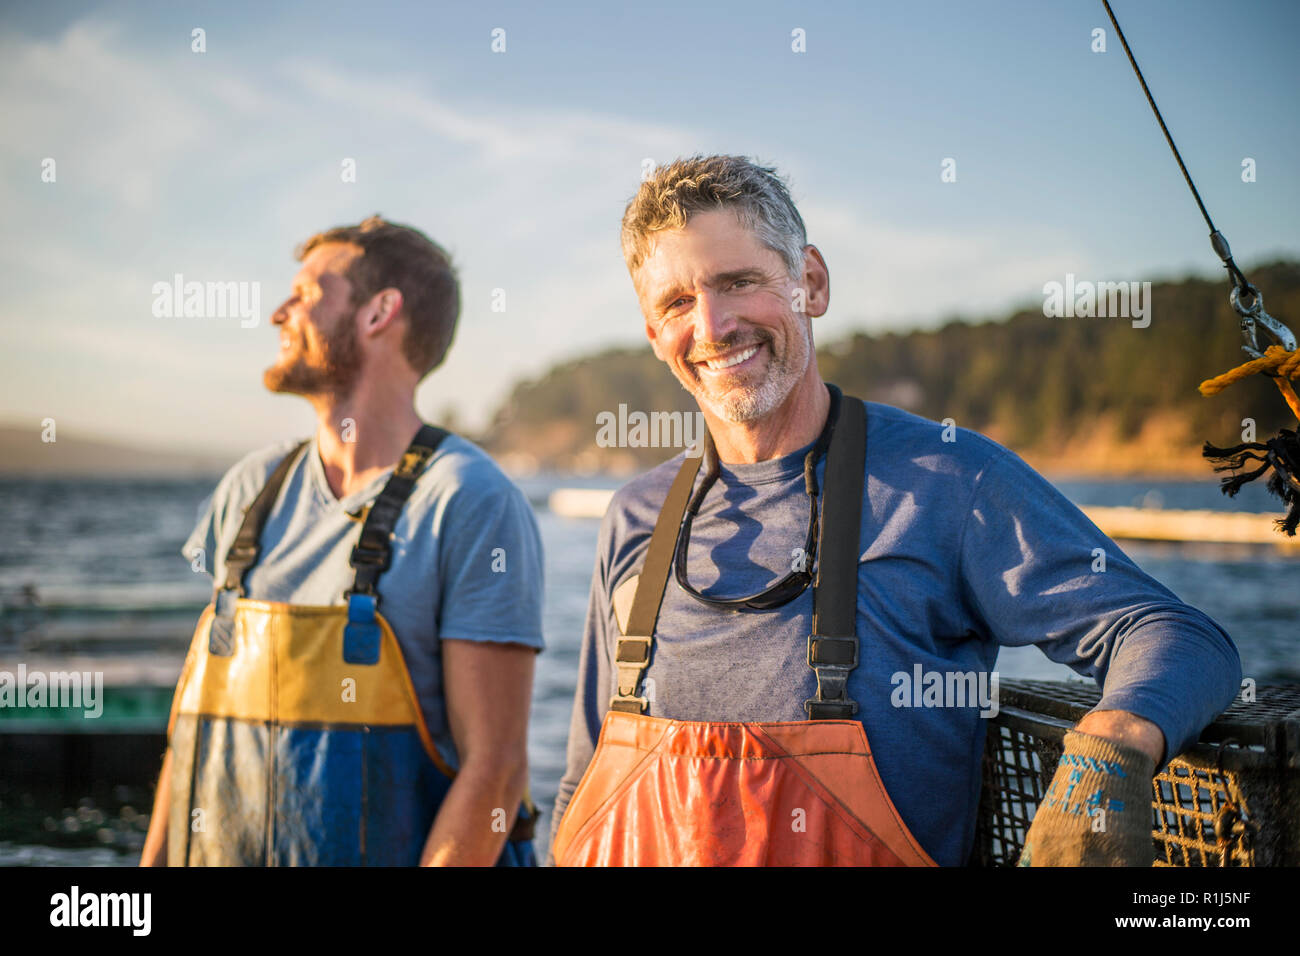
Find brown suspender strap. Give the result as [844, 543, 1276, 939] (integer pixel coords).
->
[609, 451, 703, 714]
[805, 395, 868, 719]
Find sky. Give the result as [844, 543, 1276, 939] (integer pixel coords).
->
[1, 0, 1298, 457]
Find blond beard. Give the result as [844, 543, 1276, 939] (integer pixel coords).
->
[264, 318, 363, 399]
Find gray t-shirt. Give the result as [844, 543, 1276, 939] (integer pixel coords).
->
[552, 399, 1241, 866]
[182, 431, 545, 771]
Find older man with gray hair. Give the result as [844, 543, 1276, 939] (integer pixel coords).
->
[548, 154, 1240, 867]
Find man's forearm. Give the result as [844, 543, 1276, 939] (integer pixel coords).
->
[419, 758, 528, 866]
[139, 749, 171, 866]
[1075, 708, 1165, 766]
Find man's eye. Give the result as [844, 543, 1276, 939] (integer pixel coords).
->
[667, 297, 690, 312]
[731, 279, 753, 290]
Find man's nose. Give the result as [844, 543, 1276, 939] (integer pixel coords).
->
[270, 298, 291, 325]
[692, 290, 738, 344]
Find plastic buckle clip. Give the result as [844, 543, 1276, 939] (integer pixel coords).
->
[343, 591, 381, 665]
[615, 636, 652, 665]
[349, 542, 390, 570]
[609, 696, 649, 714]
[208, 587, 240, 657]
[807, 635, 858, 669]
[610, 636, 652, 713]
[803, 634, 860, 719]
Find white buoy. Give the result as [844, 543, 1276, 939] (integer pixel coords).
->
[548, 488, 616, 519]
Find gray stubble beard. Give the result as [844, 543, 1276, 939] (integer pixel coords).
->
[690, 318, 812, 424]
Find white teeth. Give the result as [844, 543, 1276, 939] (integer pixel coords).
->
[703, 345, 759, 370]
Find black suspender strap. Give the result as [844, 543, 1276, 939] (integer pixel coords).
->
[804, 394, 868, 719]
[220, 440, 311, 595]
[209, 439, 310, 655]
[208, 425, 449, 660]
[347, 424, 449, 598]
[605, 387, 868, 720]
[342, 424, 448, 664]
[609, 451, 703, 714]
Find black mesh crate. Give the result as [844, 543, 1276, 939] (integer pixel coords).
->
[974, 679, 1300, 866]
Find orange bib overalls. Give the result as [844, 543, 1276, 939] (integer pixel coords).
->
[553, 387, 937, 866]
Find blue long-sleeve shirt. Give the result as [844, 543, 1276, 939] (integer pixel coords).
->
[550, 399, 1241, 866]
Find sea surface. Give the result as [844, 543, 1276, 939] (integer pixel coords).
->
[0, 471, 1295, 865]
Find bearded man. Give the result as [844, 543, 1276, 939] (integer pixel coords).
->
[141, 216, 544, 866]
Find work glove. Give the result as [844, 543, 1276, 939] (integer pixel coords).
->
[1016, 729, 1155, 867]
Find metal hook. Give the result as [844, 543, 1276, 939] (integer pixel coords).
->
[1232, 284, 1297, 360]
[1210, 737, 1257, 867]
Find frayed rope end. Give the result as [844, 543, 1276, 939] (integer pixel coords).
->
[1202, 429, 1300, 536]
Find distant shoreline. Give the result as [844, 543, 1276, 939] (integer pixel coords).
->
[0, 457, 1230, 483]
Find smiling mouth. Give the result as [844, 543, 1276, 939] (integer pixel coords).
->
[694, 342, 762, 372]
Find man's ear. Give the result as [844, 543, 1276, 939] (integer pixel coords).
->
[645, 319, 665, 361]
[801, 245, 830, 319]
[365, 288, 404, 332]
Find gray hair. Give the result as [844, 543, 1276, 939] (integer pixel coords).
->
[620, 155, 808, 279]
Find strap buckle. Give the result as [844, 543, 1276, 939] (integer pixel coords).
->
[226, 542, 258, 566]
[208, 587, 241, 657]
[349, 542, 391, 570]
[213, 587, 240, 617]
[342, 591, 381, 665]
[805, 700, 858, 719]
[803, 634, 860, 719]
[609, 697, 650, 714]
[610, 635, 652, 714]
[616, 636, 652, 666]
[395, 449, 428, 479]
[807, 635, 858, 669]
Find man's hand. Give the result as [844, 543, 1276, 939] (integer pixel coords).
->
[1017, 710, 1162, 867]
[418, 638, 535, 866]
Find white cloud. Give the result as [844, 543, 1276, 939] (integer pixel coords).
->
[0, 14, 1093, 452]
[0, 20, 207, 210]
[802, 201, 1090, 334]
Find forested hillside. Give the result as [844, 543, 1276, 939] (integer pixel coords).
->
[482, 261, 1300, 476]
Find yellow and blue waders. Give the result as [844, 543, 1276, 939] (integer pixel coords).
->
[165, 425, 537, 865]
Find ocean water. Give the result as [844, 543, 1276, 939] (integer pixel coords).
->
[0, 471, 1296, 865]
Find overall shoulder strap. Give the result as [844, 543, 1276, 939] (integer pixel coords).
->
[346, 424, 449, 599]
[220, 440, 311, 595]
[342, 424, 448, 665]
[609, 452, 702, 714]
[605, 390, 868, 719]
[804, 394, 868, 719]
[208, 439, 310, 655]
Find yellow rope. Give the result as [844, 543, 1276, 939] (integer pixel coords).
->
[1199, 345, 1300, 422]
